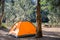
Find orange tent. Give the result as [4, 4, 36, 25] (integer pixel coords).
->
[8, 21, 36, 37]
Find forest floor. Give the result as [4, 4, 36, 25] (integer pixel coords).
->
[0, 26, 60, 40]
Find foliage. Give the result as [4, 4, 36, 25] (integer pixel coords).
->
[41, 0, 60, 25]
[1, 0, 60, 27]
[4, 0, 36, 26]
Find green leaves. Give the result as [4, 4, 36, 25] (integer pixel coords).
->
[4, 0, 36, 26]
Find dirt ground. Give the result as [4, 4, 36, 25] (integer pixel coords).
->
[0, 27, 60, 40]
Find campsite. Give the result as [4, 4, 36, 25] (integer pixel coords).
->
[0, 0, 60, 40]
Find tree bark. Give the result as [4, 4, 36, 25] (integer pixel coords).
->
[0, 0, 5, 26]
[0, 0, 1, 5]
[36, 0, 42, 38]
[0, 0, 2, 26]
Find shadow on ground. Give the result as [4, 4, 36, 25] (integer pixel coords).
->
[42, 31, 60, 38]
[0, 26, 60, 40]
[0, 35, 60, 40]
[0, 26, 9, 32]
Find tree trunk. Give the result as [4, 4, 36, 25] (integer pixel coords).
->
[0, 0, 1, 5]
[0, 0, 5, 26]
[0, 0, 1, 26]
[36, 0, 42, 38]
[0, 16, 2, 26]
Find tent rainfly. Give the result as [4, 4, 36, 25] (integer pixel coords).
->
[8, 21, 36, 37]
